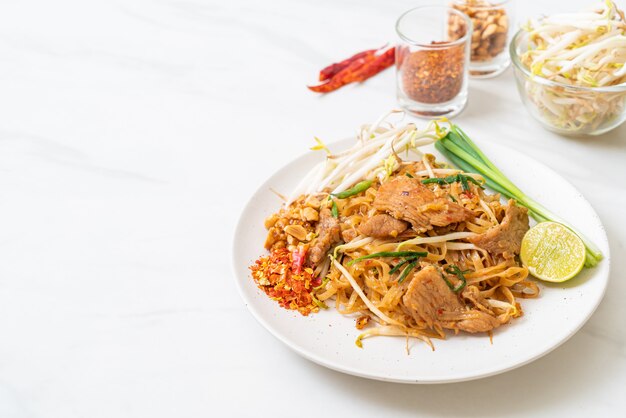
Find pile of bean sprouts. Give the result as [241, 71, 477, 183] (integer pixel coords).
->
[518, 1, 626, 133]
[287, 110, 446, 204]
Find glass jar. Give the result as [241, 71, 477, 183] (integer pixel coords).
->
[395, 6, 472, 118]
[449, 0, 514, 78]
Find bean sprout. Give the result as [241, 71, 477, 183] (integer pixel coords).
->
[287, 116, 446, 204]
[517, 1, 626, 133]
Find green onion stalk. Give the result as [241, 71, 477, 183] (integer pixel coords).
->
[331, 180, 372, 199]
[435, 125, 603, 268]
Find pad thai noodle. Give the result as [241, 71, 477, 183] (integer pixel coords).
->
[249, 111, 539, 349]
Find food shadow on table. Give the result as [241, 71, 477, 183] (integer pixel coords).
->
[560, 121, 626, 148]
[292, 330, 614, 416]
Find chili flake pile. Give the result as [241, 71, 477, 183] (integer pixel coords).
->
[250, 248, 320, 316]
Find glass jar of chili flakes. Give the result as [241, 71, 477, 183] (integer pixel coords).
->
[395, 6, 472, 118]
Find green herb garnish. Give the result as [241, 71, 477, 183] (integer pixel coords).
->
[331, 180, 372, 199]
[349, 250, 426, 283]
[398, 260, 418, 283]
[348, 251, 427, 266]
[421, 173, 483, 191]
[442, 265, 468, 293]
[388, 258, 413, 275]
[331, 199, 339, 218]
[405, 172, 414, 178]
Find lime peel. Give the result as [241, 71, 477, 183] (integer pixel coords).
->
[520, 222, 586, 283]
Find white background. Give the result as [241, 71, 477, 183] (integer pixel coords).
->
[0, 0, 624, 417]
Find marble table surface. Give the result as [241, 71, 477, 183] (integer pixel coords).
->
[0, 0, 624, 417]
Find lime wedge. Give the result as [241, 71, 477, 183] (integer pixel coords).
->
[520, 222, 586, 283]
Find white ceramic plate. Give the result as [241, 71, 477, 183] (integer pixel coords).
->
[232, 139, 610, 384]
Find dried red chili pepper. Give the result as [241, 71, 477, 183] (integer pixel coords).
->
[308, 47, 396, 94]
[352, 47, 395, 82]
[308, 56, 371, 93]
[318, 48, 377, 81]
[291, 246, 307, 274]
[311, 276, 322, 287]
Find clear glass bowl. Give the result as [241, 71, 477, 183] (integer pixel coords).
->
[510, 29, 626, 136]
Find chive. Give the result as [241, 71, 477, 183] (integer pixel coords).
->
[405, 172, 414, 178]
[448, 194, 457, 202]
[347, 251, 428, 266]
[389, 257, 417, 275]
[420, 177, 446, 185]
[459, 175, 469, 191]
[421, 174, 483, 191]
[445, 265, 469, 276]
[462, 174, 483, 190]
[397, 260, 418, 283]
[331, 180, 372, 199]
[331, 199, 339, 218]
[443, 265, 467, 293]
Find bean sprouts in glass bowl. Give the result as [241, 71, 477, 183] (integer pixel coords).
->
[510, 1, 626, 136]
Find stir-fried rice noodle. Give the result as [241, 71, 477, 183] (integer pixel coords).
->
[252, 114, 539, 350]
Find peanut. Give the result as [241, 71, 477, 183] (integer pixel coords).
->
[448, 0, 509, 62]
[284, 224, 309, 241]
[301, 207, 319, 222]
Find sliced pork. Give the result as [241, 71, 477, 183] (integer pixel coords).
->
[468, 199, 529, 256]
[373, 177, 475, 232]
[402, 265, 500, 333]
[358, 214, 408, 238]
[307, 208, 341, 265]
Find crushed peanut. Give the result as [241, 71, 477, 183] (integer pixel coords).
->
[449, 0, 509, 62]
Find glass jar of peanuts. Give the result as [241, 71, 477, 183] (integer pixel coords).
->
[449, 0, 514, 78]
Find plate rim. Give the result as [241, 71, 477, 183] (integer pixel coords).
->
[232, 137, 611, 384]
